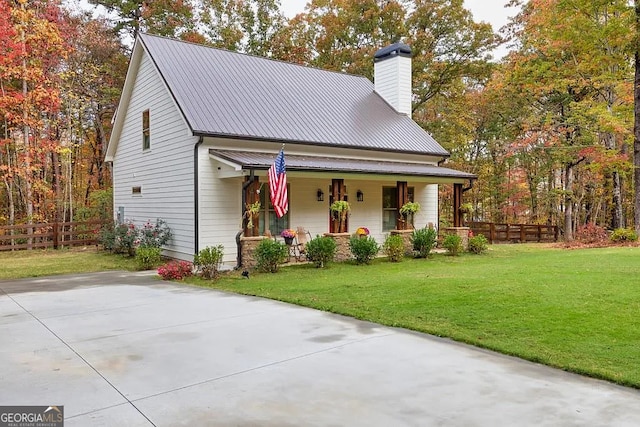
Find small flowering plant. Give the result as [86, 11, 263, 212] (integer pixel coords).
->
[356, 227, 370, 236]
[157, 261, 193, 280]
[281, 229, 296, 239]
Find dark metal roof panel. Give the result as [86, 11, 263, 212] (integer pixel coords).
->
[139, 34, 449, 157]
[210, 150, 476, 179]
[374, 43, 412, 60]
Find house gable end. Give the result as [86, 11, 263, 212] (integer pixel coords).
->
[105, 37, 193, 162]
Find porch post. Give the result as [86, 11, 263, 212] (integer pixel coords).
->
[243, 176, 260, 237]
[330, 179, 346, 233]
[453, 183, 463, 227]
[396, 181, 408, 229]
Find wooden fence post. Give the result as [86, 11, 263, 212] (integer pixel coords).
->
[53, 222, 59, 249]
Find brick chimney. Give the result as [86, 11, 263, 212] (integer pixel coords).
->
[374, 43, 412, 118]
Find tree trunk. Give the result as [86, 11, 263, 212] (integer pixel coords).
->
[564, 163, 574, 242]
[603, 130, 623, 229]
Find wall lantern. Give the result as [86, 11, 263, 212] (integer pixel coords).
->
[356, 190, 364, 202]
[317, 189, 324, 202]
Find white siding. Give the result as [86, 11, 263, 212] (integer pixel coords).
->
[198, 145, 243, 267]
[374, 55, 412, 117]
[112, 52, 197, 260]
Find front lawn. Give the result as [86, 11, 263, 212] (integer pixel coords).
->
[0, 248, 137, 279]
[186, 244, 640, 388]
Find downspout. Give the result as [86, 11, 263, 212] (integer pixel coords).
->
[236, 169, 257, 269]
[194, 136, 203, 255]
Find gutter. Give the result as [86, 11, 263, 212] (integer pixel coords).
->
[194, 136, 203, 255]
[236, 169, 257, 269]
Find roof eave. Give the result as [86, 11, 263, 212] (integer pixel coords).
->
[105, 39, 146, 162]
[196, 130, 451, 159]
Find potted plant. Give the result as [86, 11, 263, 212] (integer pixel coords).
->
[281, 228, 296, 245]
[330, 200, 351, 233]
[355, 227, 370, 238]
[459, 202, 474, 215]
[399, 201, 420, 229]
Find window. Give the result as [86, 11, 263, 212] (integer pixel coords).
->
[142, 110, 150, 150]
[259, 185, 289, 235]
[132, 186, 142, 195]
[382, 186, 414, 231]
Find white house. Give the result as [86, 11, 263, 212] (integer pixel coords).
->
[105, 34, 475, 267]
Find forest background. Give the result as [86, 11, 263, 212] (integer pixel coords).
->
[1, 0, 639, 241]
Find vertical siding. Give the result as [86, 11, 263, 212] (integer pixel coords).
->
[112, 52, 197, 260]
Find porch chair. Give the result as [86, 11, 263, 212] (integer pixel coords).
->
[295, 227, 313, 259]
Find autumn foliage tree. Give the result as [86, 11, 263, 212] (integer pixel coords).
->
[0, 0, 68, 231]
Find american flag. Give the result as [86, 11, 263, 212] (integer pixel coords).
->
[268, 149, 288, 218]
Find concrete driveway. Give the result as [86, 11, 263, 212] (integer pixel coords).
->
[1, 271, 639, 426]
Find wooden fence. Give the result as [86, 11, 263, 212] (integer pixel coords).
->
[467, 221, 559, 243]
[0, 220, 107, 251]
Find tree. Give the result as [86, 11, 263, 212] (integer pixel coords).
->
[200, 0, 286, 56]
[0, 0, 68, 233]
[635, 0, 640, 234]
[88, 0, 196, 39]
[59, 12, 127, 218]
[501, 0, 633, 239]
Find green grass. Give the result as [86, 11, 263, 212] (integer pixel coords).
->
[186, 244, 640, 388]
[0, 248, 137, 280]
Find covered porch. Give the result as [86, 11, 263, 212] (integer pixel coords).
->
[209, 150, 476, 266]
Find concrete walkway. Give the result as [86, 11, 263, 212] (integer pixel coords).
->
[1, 271, 639, 426]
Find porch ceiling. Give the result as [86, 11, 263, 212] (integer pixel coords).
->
[209, 149, 476, 181]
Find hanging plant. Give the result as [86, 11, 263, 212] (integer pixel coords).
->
[399, 201, 421, 215]
[330, 201, 351, 233]
[244, 201, 261, 230]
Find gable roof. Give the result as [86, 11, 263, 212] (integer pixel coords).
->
[112, 34, 449, 158]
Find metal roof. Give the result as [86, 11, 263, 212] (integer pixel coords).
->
[374, 43, 412, 61]
[139, 34, 449, 157]
[209, 150, 476, 179]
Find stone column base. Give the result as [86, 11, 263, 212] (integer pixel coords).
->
[444, 227, 470, 251]
[240, 236, 267, 269]
[390, 229, 414, 256]
[324, 232, 351, 262]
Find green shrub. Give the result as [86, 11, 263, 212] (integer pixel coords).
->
[139, 219, 172, 248]
[99, 218, 172, 256]
[411, 227, 437, 258]
[98, 222, 117, 251]
[110, 221, 139, 256]
[194, 245, 224, 279]
[383, 234, 405, 262]
[255, 239, 288, 273]
[349, 236, 379, 265]
[610, 228, 638, 243]
[135, 246, 163, 270]
[304, 236, 337, 268]
[442, 234, 463, 256]
[468, 234, 489, 254]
